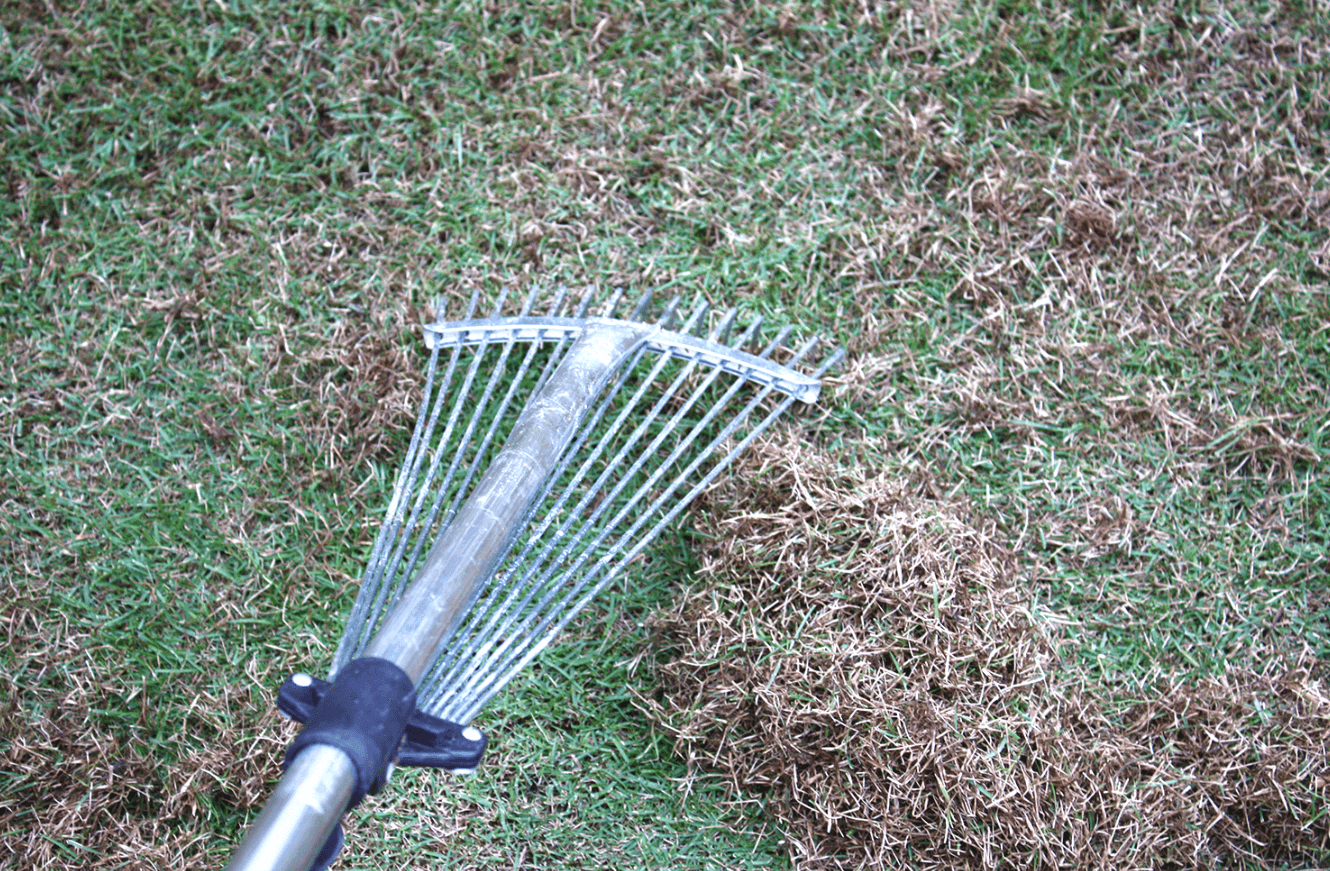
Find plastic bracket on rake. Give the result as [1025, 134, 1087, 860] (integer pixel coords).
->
[278, 671, 488, 778]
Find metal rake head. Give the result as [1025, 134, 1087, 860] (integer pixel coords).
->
[332, 286, 840, 723]
[225, 286, 840, 871]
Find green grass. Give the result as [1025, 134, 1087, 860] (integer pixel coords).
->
[2, 0, 1327, 868]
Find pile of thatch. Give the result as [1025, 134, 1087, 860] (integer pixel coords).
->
[643, 440, 1329, 870]
[0, 695, 291, 870]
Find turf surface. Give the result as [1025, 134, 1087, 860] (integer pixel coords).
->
[2, 1, 1326, 868]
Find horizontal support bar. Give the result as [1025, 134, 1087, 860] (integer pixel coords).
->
[423, 316, 822, 403]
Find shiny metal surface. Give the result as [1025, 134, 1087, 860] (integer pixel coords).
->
[424, 315, 823, 402]
[223, 745, 356, 871]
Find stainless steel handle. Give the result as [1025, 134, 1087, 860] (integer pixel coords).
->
[222, 746, 355, 871]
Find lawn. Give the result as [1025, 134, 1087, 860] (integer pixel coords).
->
[1, 0, 1326, 869]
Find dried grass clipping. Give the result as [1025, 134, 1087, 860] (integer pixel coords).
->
[644, 439, 1329, 870]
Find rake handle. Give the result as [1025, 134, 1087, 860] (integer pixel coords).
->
[222, 745, 355, 871]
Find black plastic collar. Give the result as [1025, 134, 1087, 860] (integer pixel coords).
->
[283, 657, 416, 809]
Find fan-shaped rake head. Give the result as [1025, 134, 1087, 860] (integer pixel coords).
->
[224, 286, 840, 871]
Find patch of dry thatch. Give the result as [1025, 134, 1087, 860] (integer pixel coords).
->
[0, 615, 297, 870]
[644, 439, 1329, 870]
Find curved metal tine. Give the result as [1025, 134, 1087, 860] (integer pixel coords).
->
[419, 299, 708, 703]
[630, 289, 654, 322]
[410, 289, 651, 690]
[574, 284, 595, 319]
[342, 286, 495, 664]
[715, 308, 735, 347]
[414, 342, 654, 699]
[572, 285, 595, 318]
[392, 293, 596, 628]
[458, 286, 482, 321]
[457, 388, 807, 722]
[547, 284, 570, 317]
[336, 323, 476, 667]
[815, 346, 847, 377]
[450, 350, 806, 721]
[418, 300, 705, 700]
[447, 331, 824, 717]
[517, 285, 538, 316]
[410, 329, 621, 695]
[391, 330, 544, 611]
[428, 311, 760, 712]
[364, 328, 505, 631]
[600, 287, 626, 320]
[655, 294, 682, 329]
[417, 296, 685, 699]
[756, 324, 794, 360]
[489, 285, 513, 318]
[438, 319, 550, 523]
[440, 284, 590, 525]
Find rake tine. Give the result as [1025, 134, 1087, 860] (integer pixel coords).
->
[519, 283, 540, 316]
[489, 285, 510, 317]
[630, 288, 654, 321]
[603, 287, 625, 319]
[418, 304, 720, 680]
[444, 371, 792, 722]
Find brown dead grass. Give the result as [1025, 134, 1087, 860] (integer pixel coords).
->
[0, 695, 296, 870]
[0, 592, 299, 869]
[293, 316, 426, 471]
[643, 438, 1330, 870]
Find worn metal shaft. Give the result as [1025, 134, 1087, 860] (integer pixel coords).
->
[222, 746, 355, 871]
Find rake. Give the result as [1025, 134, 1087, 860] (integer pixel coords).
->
[224, 287, 840, 871]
